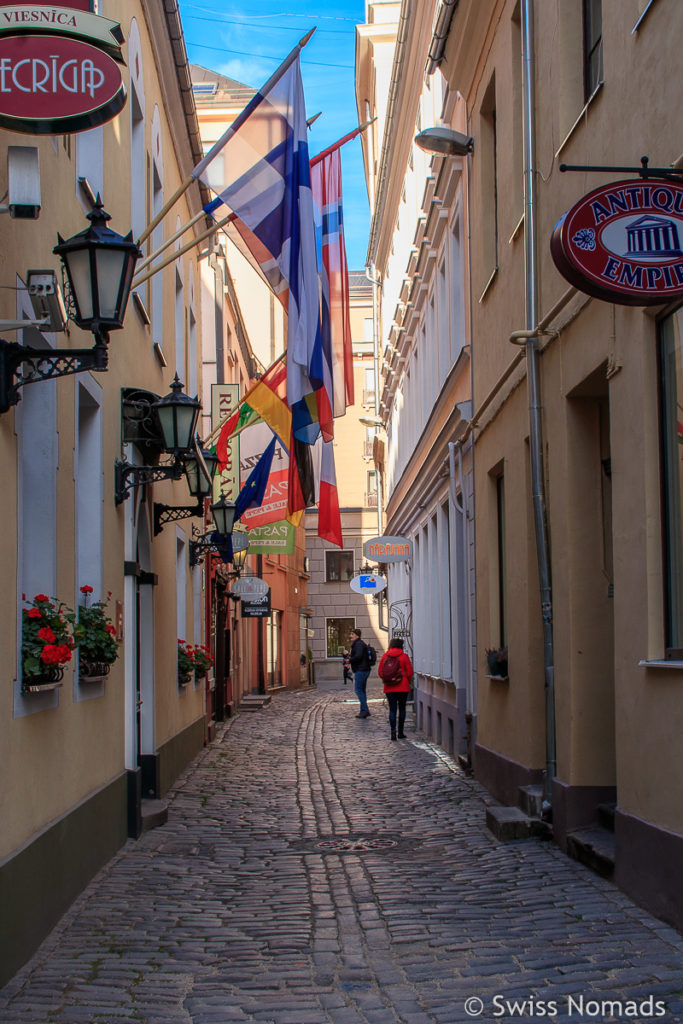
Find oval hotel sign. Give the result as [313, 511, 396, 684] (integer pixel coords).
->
[551, 179, 683, 306]
[363, 535, 413, 563]
[0, 32, 126, 133]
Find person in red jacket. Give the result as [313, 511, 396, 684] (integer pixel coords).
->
[378, 637, 413, 741]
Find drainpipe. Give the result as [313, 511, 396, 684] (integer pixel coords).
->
[522, 0, 556, 818]
[449, 438, 474, 772]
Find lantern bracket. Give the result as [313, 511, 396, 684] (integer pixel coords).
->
[114, 456, 183, 506]
[0, 331, 108, 414]
[153, 500, 204, 536]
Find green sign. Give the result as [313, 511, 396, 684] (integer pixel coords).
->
[247, 520, 295, 555]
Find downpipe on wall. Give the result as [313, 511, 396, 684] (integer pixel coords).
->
[522, 0, 556, 819]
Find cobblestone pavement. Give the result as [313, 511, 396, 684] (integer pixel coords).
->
[3, 681, 683, 1024]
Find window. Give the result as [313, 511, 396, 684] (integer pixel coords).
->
[326, 617, 355, 658]
[366, 470, 378, 508]
[583, 0, 603, 100]
[659, 308, 683, 653]
[325, 550, 354, 582]
[479, 74, 498, 292]
[496, 473, 507, 648]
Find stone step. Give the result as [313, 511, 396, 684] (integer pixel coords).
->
[238, 694, 272, 711]
[518, 784, 544, 819]
[486, 804, 551, 841]
[598, 801, 617, 832]
[140, 798, 168, 833]
[566, 827, 615, 879]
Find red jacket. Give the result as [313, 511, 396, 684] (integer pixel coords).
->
[378, 647, 413, 693]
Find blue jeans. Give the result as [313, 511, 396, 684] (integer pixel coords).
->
[354, 670, 370, 714]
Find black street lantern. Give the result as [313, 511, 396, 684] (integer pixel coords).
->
[211, 494, 237, 537]
[53, 197, 141, 340]
[184, 445, 219, 500]
[154, 375, 201, 456]
[152, 442, 219, 534]
[0, 203, 141, 413]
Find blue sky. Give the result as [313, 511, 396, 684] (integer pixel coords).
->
[177, 0, 371, 271]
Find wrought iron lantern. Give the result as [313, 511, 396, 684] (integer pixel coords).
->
[0, 202, 141, 414]
[53, 197, 141, 342]
[115, 377, 202, 505]
[210, 494, 237, 537]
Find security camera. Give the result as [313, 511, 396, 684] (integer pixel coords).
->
[8, 147, 41, 219]
[414, 127, 474, 157]
[26, 271, 67, 332]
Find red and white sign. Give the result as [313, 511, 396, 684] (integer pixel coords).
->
[0, 31, 125, 133]
[551, 179, 683, 306]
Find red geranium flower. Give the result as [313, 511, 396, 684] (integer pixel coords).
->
[27, 608, 42, 619]
[34, 594, 50, 603]
[38, 626, 56, 643]
[105, 625, 117, 636]
[80, 585, 94, 594]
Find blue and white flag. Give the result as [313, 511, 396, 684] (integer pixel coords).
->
[192, 39, 323, 444]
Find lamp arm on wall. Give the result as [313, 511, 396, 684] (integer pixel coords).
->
[0, 332, 109, 414]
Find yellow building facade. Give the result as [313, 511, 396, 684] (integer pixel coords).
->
[0, 0, 219, 983]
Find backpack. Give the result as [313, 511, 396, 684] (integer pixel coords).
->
[366, 644, 377, 666]
[379, 653, 403, 685]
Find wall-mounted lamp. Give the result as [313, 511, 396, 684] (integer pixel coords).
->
[114, 375, 201, 505]
[153, 444, 219, 535]
[210, 494, 237, 537]
[414, 127, 474, 156]
[0, 200, 140, 414]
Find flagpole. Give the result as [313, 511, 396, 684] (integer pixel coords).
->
[309, 118, 376, 168]
[204, 352, 287, 447]
[192, 28, 316, 181]
[131, 212, 236, 288]
[136, 210, 207, 274]
[135, 28, 316, 249]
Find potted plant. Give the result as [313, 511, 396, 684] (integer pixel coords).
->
[21, 593, 75, 692]
[178, 639, 195, 686]
[192, 644, 213, 681]
[486, 646, 508, 679]
[73, 586, 120, 682]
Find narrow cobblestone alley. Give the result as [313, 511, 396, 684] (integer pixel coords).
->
[3, 682, 683, 1024]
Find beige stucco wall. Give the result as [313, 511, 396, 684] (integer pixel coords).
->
[0, 2, 208, 857]
[446, 0, 683, 834]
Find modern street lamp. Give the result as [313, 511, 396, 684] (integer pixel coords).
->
[0, 200, 141, 413]
[414, 127, 474, 156]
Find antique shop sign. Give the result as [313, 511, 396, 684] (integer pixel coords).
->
[551, 179, 683, 306]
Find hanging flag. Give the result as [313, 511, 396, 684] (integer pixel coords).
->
[234, 437, 277, 524]
[311, 144, 354, 416]
[213, 358, 291, 471]
[193, 51, 323, 443]
[312, 436, 343, 548]
[287, 429, 315, 515]
[238, 423, 289, 529]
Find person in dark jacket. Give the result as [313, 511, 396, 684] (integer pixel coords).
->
[348, 628, 371, 718]
[378, 637, 413, 740]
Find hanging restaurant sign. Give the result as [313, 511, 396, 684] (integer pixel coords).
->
[0, 32, 126, 133]
[0, 7, 124, 61]
[551, 179, 683, 306]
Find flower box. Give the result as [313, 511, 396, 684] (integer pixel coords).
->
[79, 660, 111, 683]
[22, 665, 65, 694]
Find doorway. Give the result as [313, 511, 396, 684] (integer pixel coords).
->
[567, 369, 616, 812]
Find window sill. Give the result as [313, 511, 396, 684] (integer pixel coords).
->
[638, 659, 683, 669]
